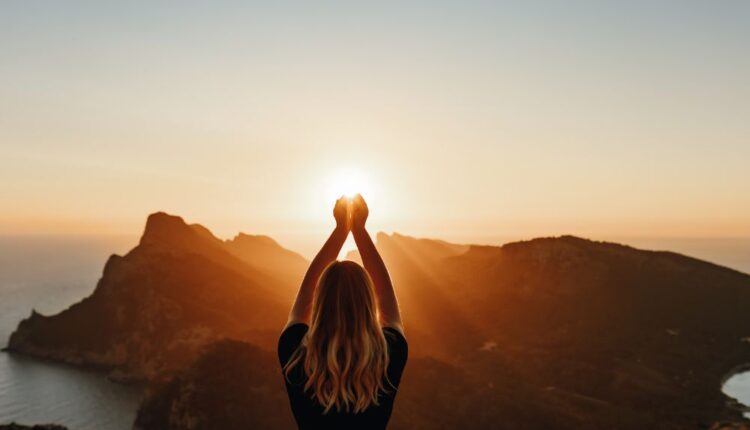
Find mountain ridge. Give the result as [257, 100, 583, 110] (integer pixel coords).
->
[5, 212, 750, 428]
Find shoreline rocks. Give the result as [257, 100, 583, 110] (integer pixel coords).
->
[0, 424, 68, 430]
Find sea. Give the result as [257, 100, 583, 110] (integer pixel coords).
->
[0, 234, 748, 428]
[0, 235, 141, 429]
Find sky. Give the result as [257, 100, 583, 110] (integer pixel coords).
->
[1, 1, 749, 254]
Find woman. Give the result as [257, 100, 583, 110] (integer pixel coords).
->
[278, 194, 408, 430]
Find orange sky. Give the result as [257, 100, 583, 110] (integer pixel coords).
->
[1, 2, 749, 246]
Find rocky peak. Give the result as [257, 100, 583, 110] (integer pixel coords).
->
[139, 212, 195, 246]
[137, 212, 227, 258]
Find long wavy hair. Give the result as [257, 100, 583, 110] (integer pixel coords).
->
[283, 260, 391, 414]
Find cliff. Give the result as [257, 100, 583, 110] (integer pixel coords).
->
[5, 212, 308, 381]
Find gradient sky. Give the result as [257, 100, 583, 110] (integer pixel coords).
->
[1, 1, 749, 250]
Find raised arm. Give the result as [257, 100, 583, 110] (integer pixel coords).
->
[285, 197, 349, 329]
[350, 194, 404, 335]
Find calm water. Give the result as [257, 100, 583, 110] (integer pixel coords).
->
[0, 234, 748, 428]
[0, 235, 140, 429]
[724, 371, 750, 419]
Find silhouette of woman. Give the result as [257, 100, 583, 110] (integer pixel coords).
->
[278, 194, 407, 430]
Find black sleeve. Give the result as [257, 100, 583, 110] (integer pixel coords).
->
[277, 323, 309, 366]
[383, 327, 409, 387]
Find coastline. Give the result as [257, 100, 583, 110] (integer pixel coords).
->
[723, 364, 750, 417]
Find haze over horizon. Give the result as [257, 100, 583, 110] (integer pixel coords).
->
[2, 1, 749, 240]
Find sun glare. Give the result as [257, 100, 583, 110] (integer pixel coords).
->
[326, 168, 373, 200]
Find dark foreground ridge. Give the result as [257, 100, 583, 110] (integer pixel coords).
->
[6, 213, 750, 429]
[0, 424, 68, 430]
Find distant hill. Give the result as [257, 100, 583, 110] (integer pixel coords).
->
[6, 214, 750, 428]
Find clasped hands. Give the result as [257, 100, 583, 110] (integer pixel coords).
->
[333, 194, 368, 232]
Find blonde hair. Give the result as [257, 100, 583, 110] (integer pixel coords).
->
[283, 260, 391, 414]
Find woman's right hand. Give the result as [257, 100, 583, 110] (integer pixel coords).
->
[351, 194, 369, 230]
[333, 196, 351, 231]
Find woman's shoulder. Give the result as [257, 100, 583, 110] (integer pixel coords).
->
[277, 323, 309, 366]
[280, 322, 308, 345]
[382, 325, 406, 342]
[382, 326, 408, 363]
[383, 325, 406, 339]
[281, 322, 309, 336]
[382, 326, 408, 388]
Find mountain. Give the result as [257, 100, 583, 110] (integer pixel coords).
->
[5, 212, 308, 381]
[136, 229, 750, 429]
[6, 215, 750, 428]
[355, 233, 750, 428]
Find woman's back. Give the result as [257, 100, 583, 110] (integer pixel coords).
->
[279, 195, 406, 429]
[278, 323, 408, 430]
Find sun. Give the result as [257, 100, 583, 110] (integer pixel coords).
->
[326, 168, 373, 200]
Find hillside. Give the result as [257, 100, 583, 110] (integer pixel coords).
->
[368, 233, 750, 427]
